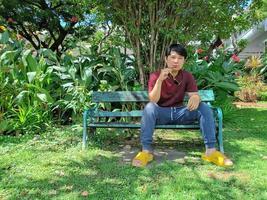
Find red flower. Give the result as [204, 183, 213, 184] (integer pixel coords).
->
[196, 48, 204, 54]
[70, 16, 78, 23]
[231, 54, 240, 63]
[203, 56, 209, 61]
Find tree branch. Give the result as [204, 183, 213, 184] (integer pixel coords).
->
[18, 23, 39, 50]
[98, 22, 114, 53]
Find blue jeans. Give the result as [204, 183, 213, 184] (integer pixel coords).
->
[140, 102, 217, 151]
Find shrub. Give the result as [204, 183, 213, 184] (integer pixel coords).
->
[235, 55, 267, 102]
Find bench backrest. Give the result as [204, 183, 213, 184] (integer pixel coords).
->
[92, 90, 214, 103]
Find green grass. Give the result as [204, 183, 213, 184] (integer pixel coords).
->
[0, 108, 267, 199]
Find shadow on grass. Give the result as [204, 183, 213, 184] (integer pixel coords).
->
[1, 108, 266, 199]
[222, 108, 267, 164]
[2, 151, 252, 200]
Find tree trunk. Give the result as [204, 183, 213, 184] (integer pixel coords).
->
[135, 39, 145, 88]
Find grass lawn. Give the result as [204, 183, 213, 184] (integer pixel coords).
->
[0, 108, 267, 200]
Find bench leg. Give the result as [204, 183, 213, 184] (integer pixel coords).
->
[216, 108, 224, 153]
[82, 110, 89, 150]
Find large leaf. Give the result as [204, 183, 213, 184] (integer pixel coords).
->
[214, 82, 239, 91]
[112, 48, 122, 70]
[0, 119, 13, 134]
[26, 53, 39, 72]
[260, 65, 267, 74]
[38, 48, 58, 63]
[68, 67, 77, 80]
[16, 90, 30, 103]
[22, 49, 32, 67]
[27, 72, 37, 83]
[82, 68, 92, 86]
[36, 93, 48, 102]
[62, 82, 74, 88]
[54, 72, 71, 80]
[0, 50, 17, 65]
[27, 84, 54, 103]
[0, 31, 9, 44]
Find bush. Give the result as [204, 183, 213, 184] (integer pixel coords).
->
[235, 55, 267, 102]
[186, 48, 241, 97]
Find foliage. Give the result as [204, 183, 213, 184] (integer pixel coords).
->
[0, 31, 54, 134]
[235, 55, 267, 102]
[256, 0, 267, 18]
[259, 52, 267, 82]
[11, 105, 50, 135]
[0, 0, 96, 54]
[186, 48, 241, 99]
[237, 39, 249, 52]
[235, 74, 265, 102]
[97, 0, 263, 87]
[96, 47, 138, 91]
[0, 29, 139, 134]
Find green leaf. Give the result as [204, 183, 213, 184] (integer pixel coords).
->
[27, 72, 37, 83]
[27, 84, 54, 103]
[0, 50, 17, 65]
[260, 66, 267, 74]
[62, 82, 74, 88]
[214, 82, 239, 91]
[0, 31, 9, 44]
[16, 90, 29, 103]
[26, 54, 38, 72]
[0, 120, 9, 133]
[39, 48, 58, 62]
[68, 67, 77, 80]
[82, 68, 92, 85]
[36, 93, 48, 102]
[22, 49, 32, 67]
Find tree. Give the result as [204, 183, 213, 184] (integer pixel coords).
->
[257, 0, 267, 17]
[0, 0, 96, 55]
[97, 0, 263, 87]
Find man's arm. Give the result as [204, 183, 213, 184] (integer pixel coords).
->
[149, 68, 170, 103]
[149, 79, 163, 103]
[186, 92, 201, 111]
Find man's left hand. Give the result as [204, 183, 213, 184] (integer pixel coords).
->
[187, 95, 200, 111]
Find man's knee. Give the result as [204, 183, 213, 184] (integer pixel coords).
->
[198, 102, 213, 115]
[143, 102, 158, 114]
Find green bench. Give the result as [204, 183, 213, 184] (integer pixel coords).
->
[82, 90, 224, 152]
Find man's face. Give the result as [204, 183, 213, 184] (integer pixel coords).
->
[165, 51, 185, 72]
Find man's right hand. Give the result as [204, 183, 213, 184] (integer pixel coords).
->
[158, 68, 171, 82]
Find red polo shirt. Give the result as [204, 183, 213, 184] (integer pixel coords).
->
[148, 70, 198, 107]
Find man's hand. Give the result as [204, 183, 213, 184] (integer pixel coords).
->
[187, 94, 200, 111]
[158, 68, 171, 82]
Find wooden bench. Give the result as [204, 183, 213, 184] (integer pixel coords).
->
[82, 90, 224, 152]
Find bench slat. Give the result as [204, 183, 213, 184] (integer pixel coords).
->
[90, 110, 143, 117]
[88, 122, 200, 129]
[92, 91, 148, 102]
[90, 108, 218, 118]
[92, 90, 214, 102]
[83, 89, 224, 153]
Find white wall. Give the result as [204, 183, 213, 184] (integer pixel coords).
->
[239, 31, 267, 59]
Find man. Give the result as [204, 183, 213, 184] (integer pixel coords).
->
[132, 43, 233, 167]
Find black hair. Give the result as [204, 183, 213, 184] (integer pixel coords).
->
[165, 43, 187, 59]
